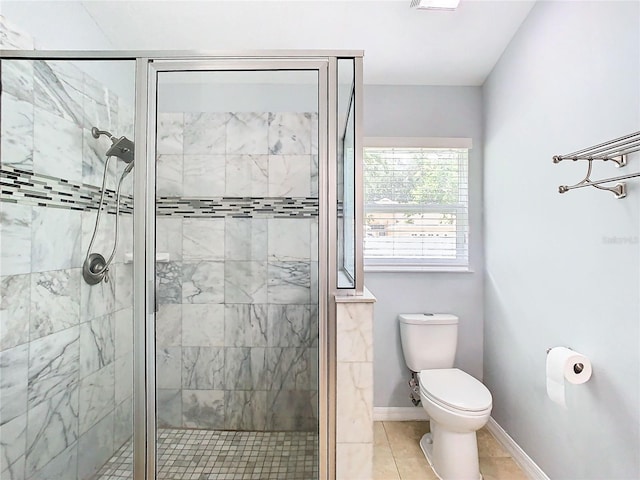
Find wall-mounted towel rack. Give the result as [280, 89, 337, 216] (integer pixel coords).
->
[553, 131, 640, 199]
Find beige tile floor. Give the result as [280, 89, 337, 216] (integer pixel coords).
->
[374, 421, 529, 480]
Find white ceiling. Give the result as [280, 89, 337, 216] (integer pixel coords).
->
[1, 0, 536, 85]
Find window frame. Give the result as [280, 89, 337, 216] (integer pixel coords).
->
[363, 137, 472, 273]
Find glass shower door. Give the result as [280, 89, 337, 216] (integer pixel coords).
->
[0, 57, 136, 480]
[151, 65, 322, 479]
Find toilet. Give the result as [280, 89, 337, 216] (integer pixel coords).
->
[399, 313, 492, 480]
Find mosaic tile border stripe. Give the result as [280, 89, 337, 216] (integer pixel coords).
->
[1, 165, 133, 214]
[1, 166, 319, 218]
[156, 196, 319, 218]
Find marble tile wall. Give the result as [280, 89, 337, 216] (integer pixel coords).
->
[0, 20, 135, 479]
[335, 291, 375, 480]
[155, 110, 320, 432]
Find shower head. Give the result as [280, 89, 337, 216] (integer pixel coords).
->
[92, 126, 135, 164]
[106, 136, 135, 164]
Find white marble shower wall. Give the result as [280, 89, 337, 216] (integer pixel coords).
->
[0, 28, 136, 480]
[155, 111, 320, 432]
[335, 292, 375, 480]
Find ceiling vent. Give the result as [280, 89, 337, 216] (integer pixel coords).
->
[410, 0, 461, 10]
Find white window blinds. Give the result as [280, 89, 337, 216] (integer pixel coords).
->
[363, 145, 469, 268]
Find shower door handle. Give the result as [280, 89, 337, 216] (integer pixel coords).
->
[149, 280, 158, 313]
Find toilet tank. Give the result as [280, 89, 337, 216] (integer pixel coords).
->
[398, 313, 458, 372]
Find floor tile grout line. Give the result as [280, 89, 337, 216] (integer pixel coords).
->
[382, 421, 407, 480]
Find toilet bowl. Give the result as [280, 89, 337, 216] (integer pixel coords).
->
[398, 313, 493, 480]
[418, 368, 492, 480]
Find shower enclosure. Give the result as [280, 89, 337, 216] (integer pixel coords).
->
[0, 46, 363, 480]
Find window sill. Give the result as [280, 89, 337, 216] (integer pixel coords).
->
[365, 265, 473, 273]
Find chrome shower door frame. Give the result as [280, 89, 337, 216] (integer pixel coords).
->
[141, 56, 335, 480]
[0, 49, 361, 480]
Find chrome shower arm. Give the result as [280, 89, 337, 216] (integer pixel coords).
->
[91, 126, 116, 141]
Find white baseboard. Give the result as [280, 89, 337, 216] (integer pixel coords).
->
[486, 417, 549, 480]
[373, 407, 429, 422]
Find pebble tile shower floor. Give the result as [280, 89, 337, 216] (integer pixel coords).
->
[96, 429, 319, 480]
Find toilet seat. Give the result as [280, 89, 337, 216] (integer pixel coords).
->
[419, 368, 492, 414]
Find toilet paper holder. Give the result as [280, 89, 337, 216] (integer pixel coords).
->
[546, 347, 584, 374]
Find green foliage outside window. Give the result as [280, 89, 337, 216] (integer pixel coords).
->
[363, 148, 461, 205]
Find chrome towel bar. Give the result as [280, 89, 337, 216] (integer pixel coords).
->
[554, 131, 640, 198]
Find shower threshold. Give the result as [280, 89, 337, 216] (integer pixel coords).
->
[96, 428, 319, 480]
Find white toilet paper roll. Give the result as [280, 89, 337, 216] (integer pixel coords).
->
[546, 347, 592, 408]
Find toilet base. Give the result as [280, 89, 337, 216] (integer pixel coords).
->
[420, 433, 440, 478]
[420, 432, 482, 480]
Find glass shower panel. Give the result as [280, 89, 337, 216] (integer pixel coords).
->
[0, 58, 135, 480]
[154, 69, 320, 479]
[337, 59, 356, 288]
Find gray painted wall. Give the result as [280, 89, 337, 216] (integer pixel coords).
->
[483, 2, 639, 479]
[363, 85, 484, 408]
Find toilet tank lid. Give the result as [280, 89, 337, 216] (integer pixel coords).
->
[398, 313, 458, 325]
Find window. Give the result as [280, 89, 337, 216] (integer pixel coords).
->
[363, 137, 470, 271]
